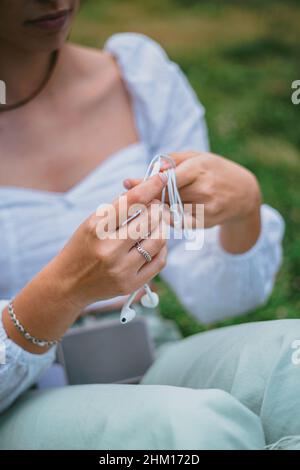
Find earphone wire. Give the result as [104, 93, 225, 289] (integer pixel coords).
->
[120, 154, 187, 323]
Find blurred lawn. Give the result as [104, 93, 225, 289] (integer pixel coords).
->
[72, 0, 300, 336]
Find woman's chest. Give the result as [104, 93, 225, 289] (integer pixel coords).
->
[0, 81, 138, 193]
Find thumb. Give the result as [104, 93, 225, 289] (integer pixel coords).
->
[123, 178, 143, 190]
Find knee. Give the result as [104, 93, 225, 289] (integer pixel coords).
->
[142, 387, 235, 428]
[138, 386, 264, 450]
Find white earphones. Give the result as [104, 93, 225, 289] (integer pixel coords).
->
[120, 284, 160, 324]
[120, 291, 139, 324]
[141, 284, 159, 309]
[120, 154, 186, 324]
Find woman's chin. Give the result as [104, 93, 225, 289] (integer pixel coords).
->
[19, 29, 70, 53]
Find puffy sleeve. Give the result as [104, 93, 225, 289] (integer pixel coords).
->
[0, 301, 56, 413]
[106, 33, 285, 323]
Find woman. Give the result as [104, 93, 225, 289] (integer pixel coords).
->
[0, 0, 299, 450]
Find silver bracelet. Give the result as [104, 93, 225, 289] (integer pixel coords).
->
[8, 301, 60, 348]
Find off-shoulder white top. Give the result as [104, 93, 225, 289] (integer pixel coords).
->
[0, 33, 284, 412]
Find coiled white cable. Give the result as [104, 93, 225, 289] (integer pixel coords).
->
[120, 154, 186, 324]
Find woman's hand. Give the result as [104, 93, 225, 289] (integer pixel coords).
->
[3, 174, 169, 354]
[124, 151, 262, 254]
[56, 175, 169, 309]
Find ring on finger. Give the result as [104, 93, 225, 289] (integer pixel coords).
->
[135, 241, 152, 263]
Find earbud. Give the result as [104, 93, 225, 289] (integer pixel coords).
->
[141, 284, 159, 309]
[120, 284, 159, 324]
[120, 305, 136, 324]
[120, 291, 138, 324]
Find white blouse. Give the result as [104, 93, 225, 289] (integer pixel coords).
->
[0, 33, 284, 412]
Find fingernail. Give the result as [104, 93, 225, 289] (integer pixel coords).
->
[161, 162, 171, 170]
[159, 172, 168, 185]
[123, 179, 132, 189]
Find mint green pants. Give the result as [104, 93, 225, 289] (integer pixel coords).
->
[0, 320, 299, 450]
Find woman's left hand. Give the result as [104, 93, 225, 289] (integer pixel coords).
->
[168, 151, 261, 227]
[124, 151, 262, 254]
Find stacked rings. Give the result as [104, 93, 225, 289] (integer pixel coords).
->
[135, 241, 152, 263]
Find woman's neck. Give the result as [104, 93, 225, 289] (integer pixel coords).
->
[0, 42, 53, 105]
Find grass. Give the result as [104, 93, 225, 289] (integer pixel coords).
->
[72, 0, 300, 336]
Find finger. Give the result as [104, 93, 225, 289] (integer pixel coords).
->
[123, 172, 167, 190]
[119, 173, 167, 227]
[123, 178, 142, 190]
[124, 168, 199, 205]
[174, 158, 198, 188]
[160, 161, 172, 171]
[125, 155, 201, 191]
[123, 153, 202, 190]
[124, 165, 197, 197]
[128, 224, 168, 270]
[125, 173, 167, 207]
[169, 151, 200, 165]
[137, 245, 168, 283]
[118, 200, 163, 248]
[176, 183, 209, 203]
[96, 174, 167, 233]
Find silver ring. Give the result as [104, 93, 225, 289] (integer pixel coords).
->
[135, 241, 152, 263]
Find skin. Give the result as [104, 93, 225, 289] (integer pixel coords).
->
[124, 151, 261, 254]
[0, 1, 261, 354]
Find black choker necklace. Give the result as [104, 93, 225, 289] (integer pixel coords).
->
[0, 50, 59, 112]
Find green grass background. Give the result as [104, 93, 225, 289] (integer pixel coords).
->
[72, 0, 300, 336]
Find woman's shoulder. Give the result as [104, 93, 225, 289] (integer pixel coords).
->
[104, 32, 168, 61]
[104, 33, 172, 80]
[68, 33, 169, 79]
[103, 33, 205, 151]
[67, 34, 202, 150]
[65, 33, 171, 98]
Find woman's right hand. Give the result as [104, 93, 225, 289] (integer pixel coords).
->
[54, 173, 169, 309]
[2, 173, 168, 354]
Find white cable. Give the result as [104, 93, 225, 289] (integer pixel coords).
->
[120, 154, 187, 324]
